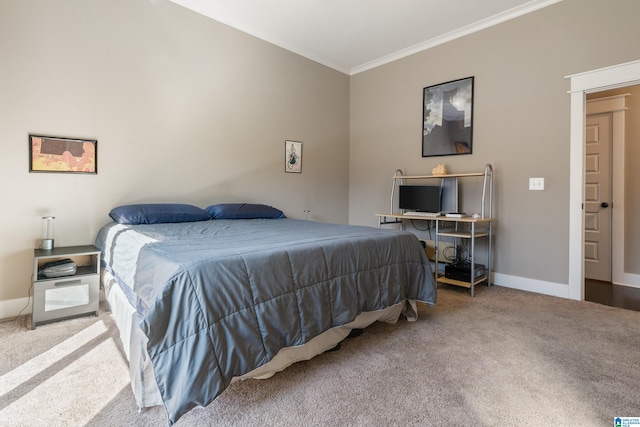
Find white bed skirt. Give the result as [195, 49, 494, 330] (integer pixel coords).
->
[102, 271, 419, 410]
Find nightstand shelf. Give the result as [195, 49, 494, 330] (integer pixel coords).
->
[32, 245, 101, 329]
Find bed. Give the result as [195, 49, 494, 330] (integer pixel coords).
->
[95, 203, 436, 425]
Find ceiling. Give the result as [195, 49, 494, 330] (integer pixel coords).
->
[168, 0, 562, 75]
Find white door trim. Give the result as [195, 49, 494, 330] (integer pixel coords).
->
[566, 59, 640, 300]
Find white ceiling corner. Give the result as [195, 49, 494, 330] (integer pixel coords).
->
[168, 0, 563, 75]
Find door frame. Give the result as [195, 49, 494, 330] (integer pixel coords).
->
[566, 59, 640, 300]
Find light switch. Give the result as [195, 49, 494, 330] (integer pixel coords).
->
[529, 177, 544, 190]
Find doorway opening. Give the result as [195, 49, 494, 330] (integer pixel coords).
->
[583, 88, 638, 311]
[566, 59, 640, 301]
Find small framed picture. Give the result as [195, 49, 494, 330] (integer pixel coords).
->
[285, 140, 302, 173]
[29, 135, 97, 174]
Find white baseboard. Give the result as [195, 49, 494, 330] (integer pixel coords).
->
[620, 273, 640, 288]
[492, 272, 570, 299]
[0, 296, 32, 321]
[493, 271, 640, 298]
[0, 275, 573, 318]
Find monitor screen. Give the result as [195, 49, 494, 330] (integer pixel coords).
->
[399, 185, 441, 212]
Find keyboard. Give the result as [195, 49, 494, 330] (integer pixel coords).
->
[406, 211, 442, 217]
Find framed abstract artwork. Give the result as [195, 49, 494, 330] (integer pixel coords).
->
[29, 135, 97, 174]
[422, 76, 474, 157]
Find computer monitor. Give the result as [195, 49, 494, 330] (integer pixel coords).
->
[399, 185, 441, 212]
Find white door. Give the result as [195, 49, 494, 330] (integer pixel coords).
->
[584, 113, 612, 281]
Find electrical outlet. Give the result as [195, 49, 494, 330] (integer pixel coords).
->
[529, 177, 545, 190]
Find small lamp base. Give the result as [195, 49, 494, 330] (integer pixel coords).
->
[41, 239, 54, 251]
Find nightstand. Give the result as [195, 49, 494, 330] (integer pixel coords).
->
[32, 245, 101, 329]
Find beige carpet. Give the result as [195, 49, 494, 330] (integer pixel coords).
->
[1, 285, 639, 426]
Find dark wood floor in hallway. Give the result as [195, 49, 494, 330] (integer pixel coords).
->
[585, 279, 640, 312]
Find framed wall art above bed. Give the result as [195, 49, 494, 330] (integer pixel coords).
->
[29, 134, 97, 174]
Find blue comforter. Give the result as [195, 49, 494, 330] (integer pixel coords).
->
[95, 218, 436, 424]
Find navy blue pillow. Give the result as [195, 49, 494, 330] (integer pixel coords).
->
[205, 203, 286, 220]
[109, 203, 211, 224]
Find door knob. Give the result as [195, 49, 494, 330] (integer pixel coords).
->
[601, 202, 609, 208]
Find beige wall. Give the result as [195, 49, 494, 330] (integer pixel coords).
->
[349, 0, 640, 289]
[0, 0, 349, 314]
